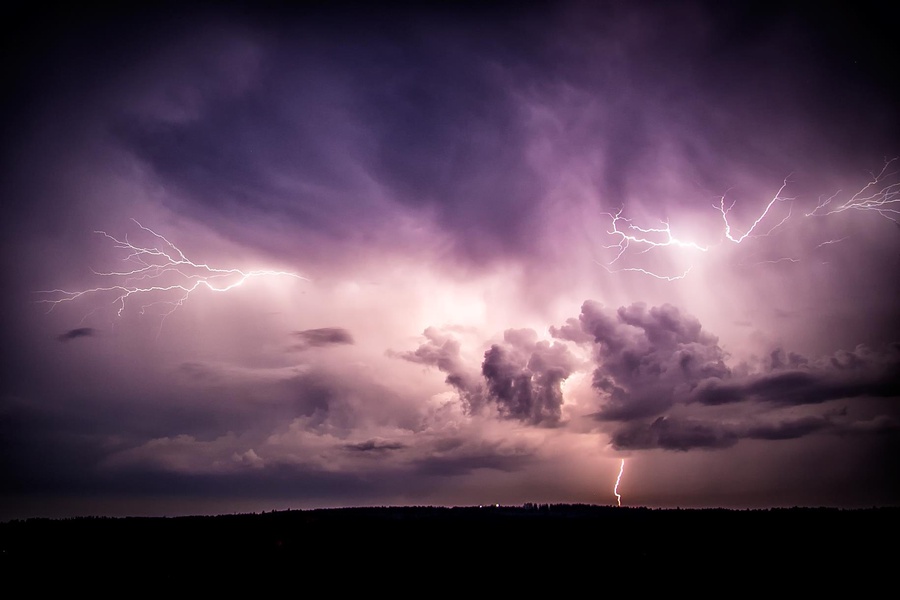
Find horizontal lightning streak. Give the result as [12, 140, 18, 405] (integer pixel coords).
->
[598, 261, 692, 281]
[599, 175, 808, 280]
[35, 219, 306, 327]
[597, 208, 708, 280]
[741, 257, 800, 266]
[805, 158, 900, 223]
[815, 236, 850, 248]
[603, 209, 709, 263]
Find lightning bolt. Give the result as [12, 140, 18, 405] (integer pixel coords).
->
[599, 160, 898, 283]
[35, 219, 306, 329]
[716, 179, 794, 244]
[598, 176, 798, 280]
[806, 157, 900, 223]
[598, 209, 707, 279]
[613, 458, 625, 507]
[598, 261, 693, 281]
[815, 236, 850, 248]
[740, 257, 800, 266]
[604, 209, 710, 261]
[598, 162, 900, 280]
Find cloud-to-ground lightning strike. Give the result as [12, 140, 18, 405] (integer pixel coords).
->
[806, 158, 900, 223]
[35, 219, 306, 328]
[614, 459, 625, 507]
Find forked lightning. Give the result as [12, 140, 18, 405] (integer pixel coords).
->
[35, 219, 306, 326]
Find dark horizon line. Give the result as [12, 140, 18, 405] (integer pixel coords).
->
[4, 501, 896, 523]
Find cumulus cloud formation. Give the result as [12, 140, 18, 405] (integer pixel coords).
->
[553, 301, 730, 421]
[398, 327, 577, 425]
[394, 327, 485, 411]
[394, 300, 898, 453]
[481, 329, 577, 425]
[551, 302, 900, 451]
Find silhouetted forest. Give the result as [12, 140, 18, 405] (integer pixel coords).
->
[1, 504, 895, 587]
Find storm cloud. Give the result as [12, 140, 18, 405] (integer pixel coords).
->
[609, 414, 837, 452]
[2, 1, 898, 516]
[481, 329, 577, 425]
[553, 301, 731, 421]
[690, 344, 900, 407]
[552, 302, 900, 451]
[399, 327, 577, 425]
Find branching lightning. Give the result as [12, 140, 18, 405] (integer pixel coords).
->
[598, 261, 693, 281]
[613, 458, 625, 507]
[604, 209, 710, 262]
[806, 157, 900, 223]
[599, 209, 707, 279]
[597, 161, 899, 280]
[35, 219, 306, 328]
[716, 179, 794, 243]
[598, 178, 796, 280]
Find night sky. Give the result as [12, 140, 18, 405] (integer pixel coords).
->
[2, 0, 898, 520]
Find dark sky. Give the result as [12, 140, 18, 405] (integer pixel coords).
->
[2, 0, 898, 519]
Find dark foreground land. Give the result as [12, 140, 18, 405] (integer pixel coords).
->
[1, 504, 896, 587]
